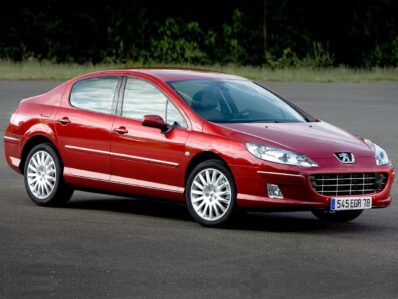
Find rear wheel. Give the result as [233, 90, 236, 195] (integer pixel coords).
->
[312, 209, 363, 222]
[24, 143, 74, 206]
[186, 160, 237, 227]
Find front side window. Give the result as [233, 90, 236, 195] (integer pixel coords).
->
[122, 78, 187, 128]
[168, 79, 306, 123]
[70, 77, 119, 114]
[166, 101, 187, 127]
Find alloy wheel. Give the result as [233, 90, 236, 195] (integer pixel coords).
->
[190, 168, 232, 221]
[26, 150, 57, 200]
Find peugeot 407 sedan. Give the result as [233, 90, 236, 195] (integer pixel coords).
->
[3, 69, 395, 226]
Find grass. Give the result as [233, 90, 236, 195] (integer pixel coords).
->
[0, 60, 398, 82]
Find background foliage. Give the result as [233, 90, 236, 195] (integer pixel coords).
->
[1, 0, 397, 67]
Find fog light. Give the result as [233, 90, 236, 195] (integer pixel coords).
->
[267, 183, 284, 199]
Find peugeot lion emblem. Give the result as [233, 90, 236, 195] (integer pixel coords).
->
[334, 152, 355, 164]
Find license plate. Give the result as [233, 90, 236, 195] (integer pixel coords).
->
[330, 197, 372, 211]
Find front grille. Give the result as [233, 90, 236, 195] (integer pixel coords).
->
[310, 173, 388, 196]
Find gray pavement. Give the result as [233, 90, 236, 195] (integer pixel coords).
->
[0, 81, 397, 298]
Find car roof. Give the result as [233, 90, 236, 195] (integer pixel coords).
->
[83, 68, 247, 82]
[136, 68, 246, 81]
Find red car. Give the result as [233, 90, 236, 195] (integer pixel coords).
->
[3, 69, 394, 226]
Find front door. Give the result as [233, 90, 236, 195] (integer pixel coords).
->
[110, 77, 189, 192]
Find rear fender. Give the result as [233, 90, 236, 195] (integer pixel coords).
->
[18, 123, 61, 169]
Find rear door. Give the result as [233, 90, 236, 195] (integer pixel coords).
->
[110, 77, 189, 191]
[55, 76, 121, 180]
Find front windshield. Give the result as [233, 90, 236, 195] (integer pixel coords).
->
[168, 79, 306, 123]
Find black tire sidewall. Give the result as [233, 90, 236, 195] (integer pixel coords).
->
[24, 143, 63, 206]
[185, 160, 237, 227]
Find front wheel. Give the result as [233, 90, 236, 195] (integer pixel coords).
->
[312, 209, 363, 222]
[186, 160, 237, 227]
[24, 143, 74, 206]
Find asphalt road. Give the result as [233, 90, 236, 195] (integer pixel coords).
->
[1, 81, 397, 298]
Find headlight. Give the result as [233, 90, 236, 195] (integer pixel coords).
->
[365, 139, 390, 165]
[245, 143, 318, 167]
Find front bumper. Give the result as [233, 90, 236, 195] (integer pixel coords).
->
[231, 160, 394, 210]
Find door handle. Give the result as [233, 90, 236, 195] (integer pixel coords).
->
[57, 117, 71, 125]
[114, 126, 128, 134]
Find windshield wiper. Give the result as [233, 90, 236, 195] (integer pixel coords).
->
[246, 120, 280, 123]
[216, 119, 286, 124]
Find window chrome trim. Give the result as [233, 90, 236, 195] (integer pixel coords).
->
[257, 171, 304, 178]
[65, 145, 179, 167]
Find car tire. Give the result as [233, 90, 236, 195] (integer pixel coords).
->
[312, 209, 363, 222]
[24, 143, 74, 206]
[186, 159, 237, 227]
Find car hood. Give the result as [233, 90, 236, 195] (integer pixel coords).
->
[214, 121, 374, 159]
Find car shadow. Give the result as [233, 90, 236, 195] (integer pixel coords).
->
[64, 196, 382, 233]
[228, 212, 364, 233]
[66, 196, 192, 222]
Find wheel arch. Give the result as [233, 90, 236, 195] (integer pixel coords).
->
[185, 151, 233, 184]
[20, 135, 62, 173]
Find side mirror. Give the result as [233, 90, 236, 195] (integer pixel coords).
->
[142, 115, 171, 133]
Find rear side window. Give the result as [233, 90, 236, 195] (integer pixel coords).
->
[70, 77, 119, 114]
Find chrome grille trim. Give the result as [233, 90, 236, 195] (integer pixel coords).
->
[310, 173, 388, 196]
